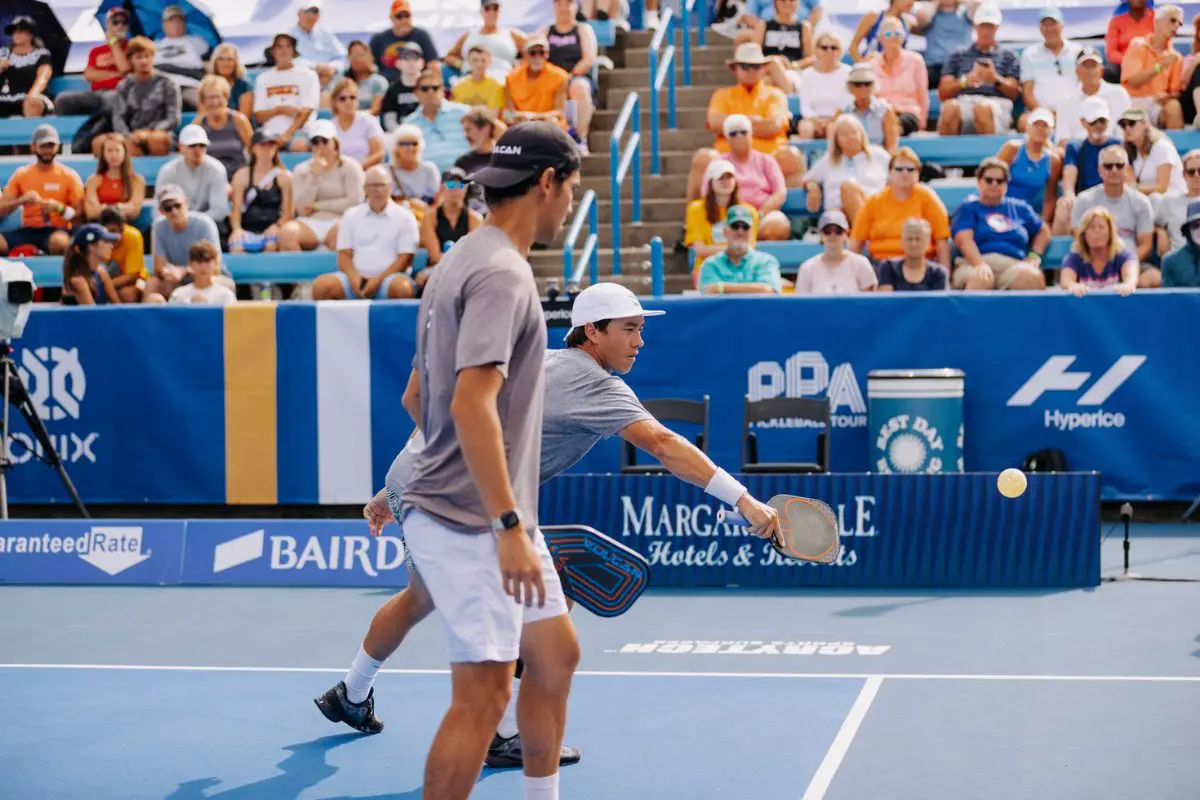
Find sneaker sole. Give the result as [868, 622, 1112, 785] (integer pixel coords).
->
[313, 696, 384, 734]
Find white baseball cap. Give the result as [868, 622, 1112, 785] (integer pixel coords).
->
[566, 283, 665, 341]
[723, 114, 752, 137]
[1027, 107, 1055, 131]
[974, 3, 1003, 25]
[1080, 95, 1110, 123]
[179, 124, 210, 147]
[309, 119, 338, 141]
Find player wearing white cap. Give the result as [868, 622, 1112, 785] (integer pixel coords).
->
[315, 281, 781, 767]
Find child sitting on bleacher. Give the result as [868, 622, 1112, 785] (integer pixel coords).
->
[83, 134, 147, 223]
[168, 240, 236, 305]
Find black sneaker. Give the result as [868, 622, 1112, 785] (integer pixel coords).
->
[484, 733, 581, 769]
[313, 681, 384, 734]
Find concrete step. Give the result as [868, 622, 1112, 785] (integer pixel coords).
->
[619, 29, 708, 49]
[537, 272, 694, 295]
[605, 84, 716, 109]
[551, 219, 683, 249]
[591, 126, 716, 153]
[590, 105, 709, 133]
[602, 64, 732, 88]
[620, 45, 731, 69]
[530, 247, 689, 275]
[583, 148, 696, 177]
[581, 173, 691, 199]
[588, 197, 689, 224]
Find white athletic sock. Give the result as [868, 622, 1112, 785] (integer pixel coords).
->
[497, 678, 520, 739]
[524, 773, 558, 800]
[344, 646, 382, 704]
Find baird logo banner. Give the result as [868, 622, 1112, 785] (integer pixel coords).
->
[748, 351, 867, 429]
[1007, 355, 1145, 431]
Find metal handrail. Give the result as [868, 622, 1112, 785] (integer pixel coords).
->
[648, 7, 677, 176]
[610, 91, 641, 276]
[681, 0, 707, 83]
[562, 189, 599, 289]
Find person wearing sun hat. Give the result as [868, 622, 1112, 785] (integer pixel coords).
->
[1160, 197, 1200, 286]
[686, 41, 804, 204]
[697, 205, 783, 294]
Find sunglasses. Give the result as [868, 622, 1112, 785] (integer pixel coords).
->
[1185, 167, 1200, 177]
[981, 175, 1007, 185]
[186, 143, 208, 149]
[336, 94, 358, 102]
[821, 226, 846, 236]
[892, 165, 917, 173]
[850, 81, 873, 87]
[818, 44, 839, 52]
[737, 62, 764, 69]
[1101, 162, 1127, 170]
[161, 203, 181, 212]
[311, 136, 330, 145]
[444, 180, 466, 190]
[110, 18, 129, 26]
[393, 12, 411, 20]
[364, 182, 391, 188]
[396, 141, 419, 147]
[880, 30, 903, 39]
[727, 129, 750, 137]
[527, 49, 547, 57]
[417, 85, 443, 92]
[728, 222, 751, 232]
[1117, 119, 1141, 128]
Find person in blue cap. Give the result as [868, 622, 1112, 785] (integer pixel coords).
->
[1161, 199, 1200, 286]
[61, 224, 122, 305]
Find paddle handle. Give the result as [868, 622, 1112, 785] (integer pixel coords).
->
[717, 508, 749, 527]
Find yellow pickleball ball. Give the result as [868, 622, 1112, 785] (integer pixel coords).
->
[997, 468, 1028, 499]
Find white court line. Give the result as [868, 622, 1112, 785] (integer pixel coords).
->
[800, 676, 883, 800]
[1, 664, 1199, 682]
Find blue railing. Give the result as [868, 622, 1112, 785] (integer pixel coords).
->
[648, 8, 677, 176]
[562, 189, 600, 289]
[681, 0, 707, 84]
[648, 236, 665, 297]
[610, 92, 642, 276]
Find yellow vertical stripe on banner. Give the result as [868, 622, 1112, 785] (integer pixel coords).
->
[224, 303, 278, 504]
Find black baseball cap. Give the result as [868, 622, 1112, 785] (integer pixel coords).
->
[4, 16, 36, 35]
[471, 122, 581, 189]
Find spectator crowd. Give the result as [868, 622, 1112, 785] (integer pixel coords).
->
[1, 0, 1199, 304]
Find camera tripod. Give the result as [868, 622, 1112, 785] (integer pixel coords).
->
[0, 341, 88, 519]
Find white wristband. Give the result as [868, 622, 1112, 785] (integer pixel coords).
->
[705, 468, 748, 508]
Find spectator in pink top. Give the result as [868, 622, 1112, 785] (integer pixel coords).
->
[867, 16, 928, 134]
[722, 114, 790, 240]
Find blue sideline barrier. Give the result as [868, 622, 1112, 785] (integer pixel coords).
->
[19, 250, 429, 288]
[0, 471, 1102, 588]
[4, 294, 1198, 505]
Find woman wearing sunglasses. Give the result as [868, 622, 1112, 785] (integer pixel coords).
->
[419, 167, 481, 275]
[329, 76, 387, 170]
[1153, 148, 1200, 256]
[443, 0, 525, 82]
[1119, 107, 1185, 222]
[996, 106, 1061, 223]
[801, 115, 889, 227]
[850, 148, 951, 267]
[795, 210, 878, 293]
[949, 157, 1049, 290]
[1160, 198, 1200, 286]
[795, 32, 852, 142]
[848, 0, 914, 63]
[283, 120, 365, 251]
[866, 16, 928, 136]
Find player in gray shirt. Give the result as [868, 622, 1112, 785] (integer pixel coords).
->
[316, 283, 781, 772]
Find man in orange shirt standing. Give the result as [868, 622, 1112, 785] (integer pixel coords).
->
[1121, 4, 1185, 129]
[504, 38, 573, 143]
[0, 125, 84, 257]
[686, 43, 805, 202]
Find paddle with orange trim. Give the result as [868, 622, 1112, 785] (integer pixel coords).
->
[718, 494, 841, 565]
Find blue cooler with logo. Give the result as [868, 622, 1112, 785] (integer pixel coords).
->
[868, 369, 965, 474]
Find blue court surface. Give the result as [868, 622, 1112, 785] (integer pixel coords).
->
[2, 524, 1199, 800]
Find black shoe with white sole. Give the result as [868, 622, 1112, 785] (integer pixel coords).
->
[314, 681, 384, 734]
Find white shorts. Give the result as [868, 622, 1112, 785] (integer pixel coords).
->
[402, 509, 569, 664]
[295, 215, 338, 241]
[1129, 95, 1166, 126]
[955, 94, 1014, 134]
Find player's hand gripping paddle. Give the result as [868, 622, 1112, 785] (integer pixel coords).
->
[542, 525, 650, 617]
[718, 495, 841, 565]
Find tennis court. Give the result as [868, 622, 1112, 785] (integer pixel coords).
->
[2, 525, 1198, 800]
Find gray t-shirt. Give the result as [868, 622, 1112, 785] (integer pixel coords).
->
[1071, 186, 1154, 254]
[401, 225, 547, 533]
[387, 348, 652, 497]
[151, 211, 222, 268]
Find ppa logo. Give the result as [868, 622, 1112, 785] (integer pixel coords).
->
[18, 346, 87, 421]
[748, 351, 867, 428]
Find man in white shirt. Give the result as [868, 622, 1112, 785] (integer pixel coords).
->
[253, 33, 321, 152]
[1054, 47, 1131, 145]
[1017, 7, 1081, 132]
[169, 240, 237, 305]
[289, 0, 347, 90]
[154, 4, 210, 109]
[312, 165, 419, 299]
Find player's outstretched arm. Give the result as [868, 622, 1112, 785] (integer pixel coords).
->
[619, 419, 780, 541]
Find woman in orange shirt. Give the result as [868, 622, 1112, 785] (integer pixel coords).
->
[850, 147, 951, 266]
[83, 134, 146, 223]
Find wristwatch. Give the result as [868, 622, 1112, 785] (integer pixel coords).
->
[490, 510, 522, 534]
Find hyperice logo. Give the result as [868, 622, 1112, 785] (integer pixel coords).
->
[748, 351, 867, 428]
[1007, 356, 1146, 431]
[11, 345, 98, 463]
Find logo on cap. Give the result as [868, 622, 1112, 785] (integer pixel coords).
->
[495, 145, 523, 155]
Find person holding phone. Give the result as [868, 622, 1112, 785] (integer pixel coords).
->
[936, 3, 1020, 136]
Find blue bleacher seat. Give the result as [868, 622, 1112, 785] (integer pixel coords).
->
[0, 110, 334, 148]
[20, 249, 430, 290]
[782, 182, 978, 216]
[0, 152, 310, 188]
[47, 75, 91, 97]
[589, 20, 616, 48]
